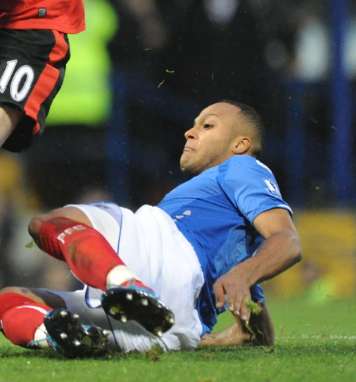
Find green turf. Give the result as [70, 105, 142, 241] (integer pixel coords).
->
[1, 297, 356, 382]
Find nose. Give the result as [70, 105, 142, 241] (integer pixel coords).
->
[184, 126, 197, 140]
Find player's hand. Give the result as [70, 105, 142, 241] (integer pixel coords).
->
[213, 266, 252, 323]
[200, 318, 252, 347]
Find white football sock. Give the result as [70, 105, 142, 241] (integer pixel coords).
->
[106, 265, 140, 290]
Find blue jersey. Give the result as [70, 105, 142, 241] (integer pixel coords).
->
[158, 155, 292, 334]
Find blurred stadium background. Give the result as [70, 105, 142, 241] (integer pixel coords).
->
[0, 0, 355, 304]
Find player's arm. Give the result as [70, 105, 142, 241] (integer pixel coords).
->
[213, 208, 301, 322]
[200, 301, 274, 347]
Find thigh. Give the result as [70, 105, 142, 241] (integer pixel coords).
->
[0, 105, 20, 146]
[0, 286, 66, 308]
[41, 288, 111, 328]
[36, 288, 117, 333]
[0, 29, 70, 151]
[131, 206, 205, 350]
[66, 202, 123, 252]
[63, 203, 205, 351]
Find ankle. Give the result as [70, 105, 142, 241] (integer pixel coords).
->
[106, 265, 144, 290]
[29, 323, 50, 349]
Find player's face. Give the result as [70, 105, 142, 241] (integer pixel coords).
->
[180, 102, 242, 173]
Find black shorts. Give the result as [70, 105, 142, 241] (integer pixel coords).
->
[0, 29, 70, 152]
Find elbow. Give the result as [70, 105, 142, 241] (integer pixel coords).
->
[290, 235, 302, 265]
[295, 251, 302, 263]
[292, 251, 302, 266]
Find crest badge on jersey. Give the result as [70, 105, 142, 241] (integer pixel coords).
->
[264, 179, 282, 197]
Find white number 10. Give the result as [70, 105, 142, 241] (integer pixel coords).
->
[0, 59, 35, 102]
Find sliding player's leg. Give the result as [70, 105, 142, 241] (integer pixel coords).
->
[0, 286, 53, 349]
[28, 204, 174, 335]
[0, 286, 109, 358]
[1, 204, 205, 356]
[47, 204, 205, 354]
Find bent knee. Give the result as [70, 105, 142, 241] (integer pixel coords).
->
[28, 208, 71, 236]
[28, 216, 45, 237]
[28, 207, 91, 237]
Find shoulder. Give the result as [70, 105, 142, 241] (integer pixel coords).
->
[217, 155, 284, 199]
[217, 156, 291, 221]
[218, 155, 274, 178]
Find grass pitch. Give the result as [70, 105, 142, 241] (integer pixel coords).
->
[0, 297, 356, 382]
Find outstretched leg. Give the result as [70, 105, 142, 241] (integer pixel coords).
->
[0, 287, 60, 348]
[0, 105, 21, 147]
[0, 287, 109, 357]
[44, 308, 109, 357]
[28, 207, 175, 335]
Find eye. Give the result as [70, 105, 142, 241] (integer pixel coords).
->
[203, 123, 214, 129]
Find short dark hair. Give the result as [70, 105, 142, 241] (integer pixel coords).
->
[219, 99, 264, 156]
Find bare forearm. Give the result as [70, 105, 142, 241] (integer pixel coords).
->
[236, 230, 301, 286]
[200, 303, 274, 347]
[213, 209, 301, 321]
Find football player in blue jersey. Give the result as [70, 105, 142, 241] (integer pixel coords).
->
[0, 101, 301, 356]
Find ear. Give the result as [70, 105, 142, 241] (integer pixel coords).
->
[231, 136, 252, 155]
